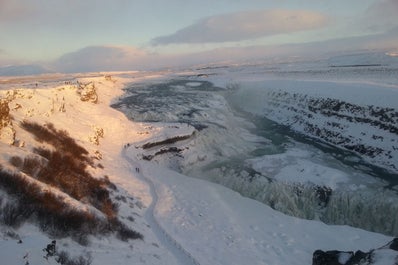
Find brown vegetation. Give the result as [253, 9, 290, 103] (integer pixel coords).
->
[0, 122, 142, 242]
[0, 98, 16, 144]
[77, 82, 98, 103]
[0, 99, 11, 129]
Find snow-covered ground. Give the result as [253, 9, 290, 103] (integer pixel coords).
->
[127, 153, 392, 265]
[0, 58, 397, 265]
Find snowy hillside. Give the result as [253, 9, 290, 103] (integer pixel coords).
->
[0, 72, 396, 265]
[233, 79, 398, 173]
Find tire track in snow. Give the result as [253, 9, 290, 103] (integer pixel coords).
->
[123, 148, 200, 265]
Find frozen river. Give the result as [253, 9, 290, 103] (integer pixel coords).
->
[112, 69, 398, 236]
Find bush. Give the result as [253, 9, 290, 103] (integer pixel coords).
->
[55, 250, 93, 265]
[14, 122, 117, 218]
[21, 122, 89, 160]
[111, 219, 143, 241]
[56, 251, 70, 265]
[1, 122, 142, 242]
[0, 169, 136, 242]
[9, 156, 22, 168]
[1, 202, 33, 227]
[0, 170, 98, 235]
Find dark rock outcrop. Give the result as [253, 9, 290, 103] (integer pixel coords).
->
[313, 238, 398, 265]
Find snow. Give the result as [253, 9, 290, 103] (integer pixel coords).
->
[233, 79, 398, 112]
[246, 148, 351, 189]
[185, 82, 203, 87]
[0, 68, 396, 265]
[338, 252, 353, 264]
[372, 249, 398, 265]
[227, 78, 398, 172]
[132, 158, 390, 265]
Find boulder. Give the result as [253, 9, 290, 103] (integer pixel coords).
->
[313, 238, 398, 265]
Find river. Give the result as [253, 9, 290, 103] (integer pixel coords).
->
[112, 77, 398, 236]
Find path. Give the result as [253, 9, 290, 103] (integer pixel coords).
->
[122, 148, 200, 265]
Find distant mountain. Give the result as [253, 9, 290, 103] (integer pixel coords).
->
[0, 64, 53, 76]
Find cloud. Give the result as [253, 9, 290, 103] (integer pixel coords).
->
[51, 26, 398, 74]
[53, 45, 208, 73]
[0, 0, 35, 22]
[362, 0, 398, 31]
[176, 28, 398, 66]
[151, 9, 329, 45]
[53, 46, 153, 73]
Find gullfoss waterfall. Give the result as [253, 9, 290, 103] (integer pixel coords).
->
[111, 73, 398, 237]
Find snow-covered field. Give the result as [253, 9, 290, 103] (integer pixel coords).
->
[0, 55, 397, 265]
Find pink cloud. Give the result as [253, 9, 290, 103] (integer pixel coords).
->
[53, 28, 398, 73]
[152, 9, 329, 45]
[53, 46, 155, 73]
[0, 0, 36, 22]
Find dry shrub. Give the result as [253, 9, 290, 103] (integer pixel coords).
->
[0, 170, 140, 241]
[9, 156, 23, 168]
[1, 202, 33, 227]
[21, 121, 89, 160]
[18, 122, 114, 217]
[56, 251, 93, 265]
[1, 122, 142, 242]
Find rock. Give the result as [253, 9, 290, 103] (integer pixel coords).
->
[312, 238, 398, 265]
[391, 239, 398, 251]
[314, 185, 333, 207]
[262, 89, 398, 173]
[347, 250, 371, 265]
[381, 238, 398, 251]
[313, 250, 354, 265]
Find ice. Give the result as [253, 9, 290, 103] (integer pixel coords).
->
[338, 252, 353, 264]
[185, 82, 203, 87]
[372, 249, 398, 265]
[247, 149, 351, 189]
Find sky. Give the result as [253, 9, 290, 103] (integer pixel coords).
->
[0, 0, 398, 72]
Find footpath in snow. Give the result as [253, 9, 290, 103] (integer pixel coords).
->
[123, 147, 200, 265]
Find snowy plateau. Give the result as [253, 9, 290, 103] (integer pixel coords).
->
[0, 53, 398, 265]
